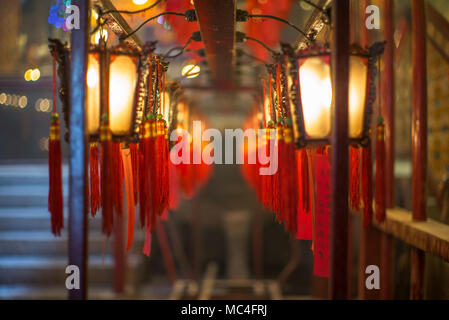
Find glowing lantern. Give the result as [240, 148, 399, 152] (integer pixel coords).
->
[86, 43, 144, 141]
[285, 43, 385, 147]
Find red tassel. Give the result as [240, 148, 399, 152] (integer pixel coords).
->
[162, 124, 170, 210]
[143, 226, 152, 256]
[112, 142, 123, 217]
[48, 113, 64, 236]
[130, 143, 139, 205]
[100, 121, 114, 235]
[282, 122, 298, 235]
[148, 117, 158, 230]
[139, 120, 150, 228]
[261, 125, 274, 210]
[155, 116, 169, 215]
[121, 148, 135, 252]
[375, 119, 386, 223]
[300, 148, 310, 213]
[90, 143, 100, 216]
[48, 48, 63, 236]
[273, 122, 283, 219]
[349, 146, 361, 211]
[362, 145, 373, 227]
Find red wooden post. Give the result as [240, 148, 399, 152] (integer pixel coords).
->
[330, 0, 350, 300]
[382, 0, 395, 211]
[410, 0, 427, 300]
[380, 0, 395, 300]
[68, 0, 89, 300]
[357, 0, 383, 300]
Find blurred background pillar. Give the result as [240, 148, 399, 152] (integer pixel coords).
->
[0, 0, 21, 74]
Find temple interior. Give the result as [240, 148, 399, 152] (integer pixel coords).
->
[0, 0, 448, 300]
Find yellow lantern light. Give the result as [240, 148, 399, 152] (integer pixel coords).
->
[286, 43, 385, 147]
[85, 44, 142, 141]
[262, 79, 273, 126]
[162, 91, 171, 122]
[298, 56, 332, 138]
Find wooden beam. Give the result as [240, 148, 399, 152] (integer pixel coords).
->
[354, 208, 449, 262]
[193, 0, 236, 86]
[330, 0, 350, 300]
[427, 3, 449, 43]
[68, 0, 89, 300]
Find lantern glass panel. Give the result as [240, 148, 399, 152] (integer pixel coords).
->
[86, 53, 100, 136]
[298, 57, 332, 139]
[163, 91, 170, 122]
[348, 56, 368, 139]
[109, 54, 138, 136]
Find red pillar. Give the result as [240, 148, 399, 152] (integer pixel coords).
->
[358, 0, 382, 300]
[410, 0, 427, 300]
[380, 0, 395, 300]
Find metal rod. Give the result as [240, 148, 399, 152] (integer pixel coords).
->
[68, 0, 89, 300]
[410, 0, 427, 300]
[329, 0, 350, 300]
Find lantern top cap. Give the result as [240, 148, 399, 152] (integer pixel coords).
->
[294, 41, 387, 59]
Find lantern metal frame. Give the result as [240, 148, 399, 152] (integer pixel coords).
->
[285, 42, 386, 149]
[48, 38, 154, 143]
[164, 81, 182, 133]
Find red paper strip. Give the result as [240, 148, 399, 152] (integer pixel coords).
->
[313, 153, 331, 278]
[296, 150, 312, 240]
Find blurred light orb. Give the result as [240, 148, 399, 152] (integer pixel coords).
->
[40, 99, 51, 112]
[24, 69, 33, 81]
[18, 96, 28, 109]
[30, 69, 41, 81]
[182, 64, 200, 79]
[0, 93, 6, 104]
[11, 95, 18, 107]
